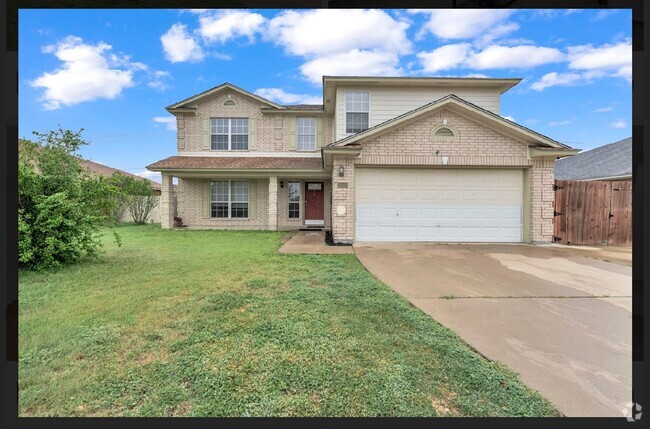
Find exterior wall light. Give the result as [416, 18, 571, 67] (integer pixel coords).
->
[338, 165, 345, 177]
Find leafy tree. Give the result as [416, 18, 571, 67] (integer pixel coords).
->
[18, 128, 116, 270]
[106, 173, 159, 225]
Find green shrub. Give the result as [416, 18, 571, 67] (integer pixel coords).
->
[18, 128, 111, 270]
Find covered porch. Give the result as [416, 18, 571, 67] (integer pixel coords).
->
[159, 172, 332, 231]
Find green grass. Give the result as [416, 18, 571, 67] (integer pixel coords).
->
[19, 224, 560, 417]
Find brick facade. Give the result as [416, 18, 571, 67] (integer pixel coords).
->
[530, 158, 556, 243]
[277, 180, 332, 230]
[328, 108, 556, 243]
[160, 174, 174, 229]
[331, 158, 356, 243]
[177, 89, 333, 153]
[357, 109, 529, 167]
[163, 89, 558, 243]
[177, 178, 270, 229]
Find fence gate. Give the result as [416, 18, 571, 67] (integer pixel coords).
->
[553, 179, 632, 246]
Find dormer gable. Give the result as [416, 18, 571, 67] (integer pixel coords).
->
[166, 82, 286, 115]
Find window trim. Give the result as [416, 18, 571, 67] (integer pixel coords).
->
[296, 117, 317, 152]
[210, 180, 250, 220]
[288, 180, 301, 219]
[344, 90, 371, 135]
[431, 124, 459, 141]
[210, 117, 249, 151]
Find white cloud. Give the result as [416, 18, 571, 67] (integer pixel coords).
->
[475, 22, 520, 46]
[468, 45, 564, 69]
[613, 65, 632, 81]
[503, 115, 515, 122]
[417, 43, 470, 73]
[610, 120, 627, 129]
[525, 118, 540, 124]
[198, 10, 265, 43]
[548, 120, 571, 126]
[409, 9, 514, 40]
[147, 70, 172, 91]
[530, 72, 584, 91]
[594, 10, 618, 21]
[153, 116, 176, 131]
[161, 23, 204, 63]
[531, 40, 633, 90]
[418, 43, 563, 74]
[594, 106, 613, 112]
[31, 36, 136, 110]
[267, 9, 412, 57]
[135, 170, 161, 183]
[567, 41, 631, 72]
[300, 50, 403, 85]
[212, 52, 232, 61]
[255, 88, 322, 105]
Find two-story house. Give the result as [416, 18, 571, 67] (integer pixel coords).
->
[147, 76, 578, 244]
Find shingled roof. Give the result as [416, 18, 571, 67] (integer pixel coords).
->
[147, 156, 323, 170]
[281, 104, 323, 110]
[80, 159, 162, 190]
[555, 137, 632, 181]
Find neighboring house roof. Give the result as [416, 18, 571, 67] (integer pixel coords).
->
[166, 82, 286, 111]
[79, 159, 163, 191]
[147, 156, 323, 171]
[326, 94, 573, 150]
[554, 137, 632, 181]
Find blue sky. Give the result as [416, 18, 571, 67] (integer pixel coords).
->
[19, 8, 632, 183]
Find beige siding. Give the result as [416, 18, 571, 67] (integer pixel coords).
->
[335, 86, 501, 140]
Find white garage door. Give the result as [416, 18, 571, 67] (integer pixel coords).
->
[355, 168, 523, 242]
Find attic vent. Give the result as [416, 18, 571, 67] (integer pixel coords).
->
[435, 127, 455, 137]
[224, 100, 236, 106]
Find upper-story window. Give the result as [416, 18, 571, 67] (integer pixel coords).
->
[211, 118, 249, 150]
[297, 117, 317, 151]
[345, 91, 369, 134]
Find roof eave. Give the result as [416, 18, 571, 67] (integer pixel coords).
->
[529, 147, 581, 158]
[147, 167, 326, 174]
[166, 82, 287, 110]
[330, 95, 569, 149]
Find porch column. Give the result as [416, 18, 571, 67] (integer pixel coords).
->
[268, 176, 278, 230]
[331, 158, 355, 243]
[160, 173, 174, 229]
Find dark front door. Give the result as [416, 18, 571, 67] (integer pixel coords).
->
[305, 182, 324, 224]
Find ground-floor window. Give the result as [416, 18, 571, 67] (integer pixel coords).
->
[288, 181, 300, 219]
[211, 180, 249, 218]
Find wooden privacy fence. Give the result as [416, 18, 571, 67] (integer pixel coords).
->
[553, 179, 632, 246]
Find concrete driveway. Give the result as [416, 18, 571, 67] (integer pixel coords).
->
[354, 243, 632, 417]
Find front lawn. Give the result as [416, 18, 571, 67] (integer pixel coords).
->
[19, 224, 559, 417]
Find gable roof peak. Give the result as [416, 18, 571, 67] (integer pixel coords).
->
[166, 82, 285, 111]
